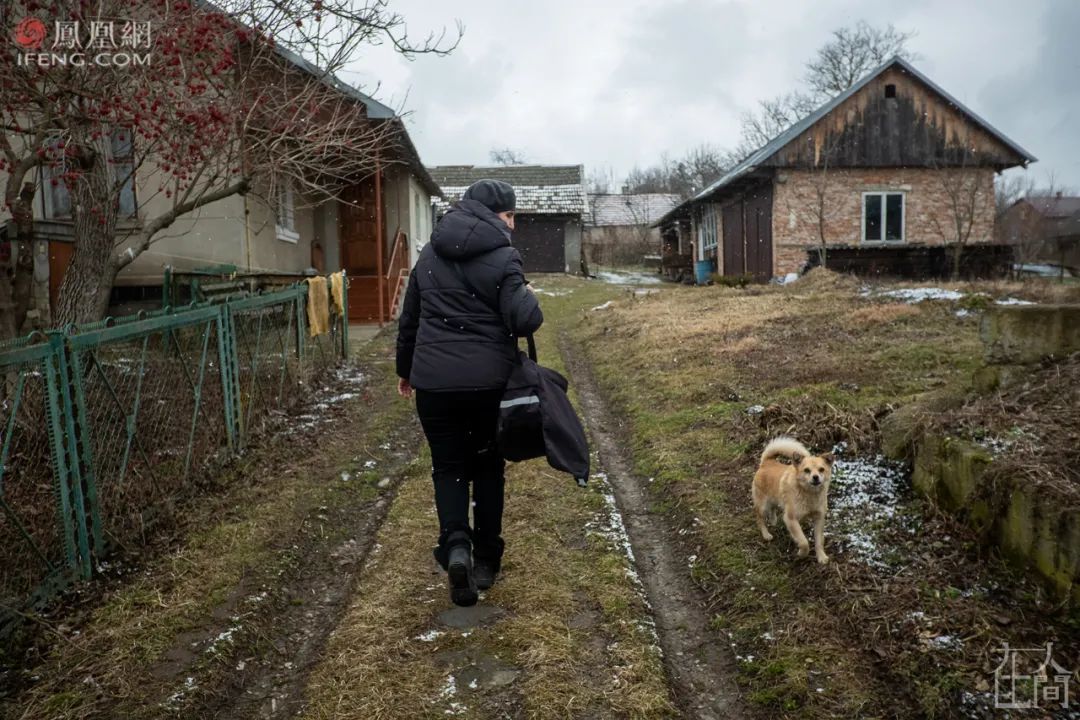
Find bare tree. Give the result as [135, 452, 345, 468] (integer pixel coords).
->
[0, 0, 460, 330]
[805, 135, 843, 269]
[737, 21, 917, 156]
[586, 165, 616, 195]
[805, 22, 917, 96]
[489, 147, 528, 165]
[930, 152, 992, 279]
[624, 144, 731, 199]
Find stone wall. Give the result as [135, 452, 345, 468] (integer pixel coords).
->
[771, 167, 997, 276]
[882, 304, 1080, 602]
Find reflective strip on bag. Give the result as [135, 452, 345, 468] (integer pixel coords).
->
[500, 395, 540, 409]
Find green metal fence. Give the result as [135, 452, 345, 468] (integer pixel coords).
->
[0, 279, 348, 628]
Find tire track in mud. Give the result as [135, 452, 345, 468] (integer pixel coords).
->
[560, 335, 744, 720]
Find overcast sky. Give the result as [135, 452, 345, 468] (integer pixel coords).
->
[340, 0, 1079, 190]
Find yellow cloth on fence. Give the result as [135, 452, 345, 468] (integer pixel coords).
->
[307, 276, 330, 337]
[330, 271, 346, 316]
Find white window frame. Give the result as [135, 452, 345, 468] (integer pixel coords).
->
[861, 191, 905, 244]
[698, 205, 718, 253]
[275, 181, 299, 243]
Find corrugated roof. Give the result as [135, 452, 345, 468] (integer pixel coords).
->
[430, 165, 587, 216]
[587, 193, 681, 226]
[656, 56, 1037, 226]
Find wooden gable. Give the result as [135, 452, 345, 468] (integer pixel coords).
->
[764, 65, 1029, 170]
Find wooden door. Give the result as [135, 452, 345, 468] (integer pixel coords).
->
[744, 185, 773, 283]
[339, 180, 378, 274]
[48, 240, 75, 310]
[721, 203, 744, 277]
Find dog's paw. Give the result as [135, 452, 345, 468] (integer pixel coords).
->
[817, 554, 830, 565]
[760, 531, 773, 541]
[797, 545, 810, 557]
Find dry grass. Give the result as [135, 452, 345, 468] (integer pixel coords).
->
[2, 350, 415, 720]
[542, 271, 1080, 719]
[301, 308, 673, 720]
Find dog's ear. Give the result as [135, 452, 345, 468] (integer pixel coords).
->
[790, 452, 804, 466]
[822, 453, 835, 466]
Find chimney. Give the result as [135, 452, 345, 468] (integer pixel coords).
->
[621, 184, 630, 195]
[1057, 191, 1064, 198]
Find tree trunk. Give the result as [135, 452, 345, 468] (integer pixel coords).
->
[54, 144, 120, 326]
[951, 243, 962, 281]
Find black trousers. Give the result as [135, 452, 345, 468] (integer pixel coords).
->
[415, 389, 506, 571]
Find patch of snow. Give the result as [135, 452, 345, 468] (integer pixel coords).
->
[777, 273, 799, 285]
[414, 629, 444, 642]
[746, 404, 765, 416]
[363, 459, 377, 469]
[995, 297, 1035, 306]
[926, 634, 963, 650]
[877, 288, 965, 303]
[591, 301, 614, 311]
[955, 309, 970, 318]
[340, 471, 352, 482]
[532, 287, 573, 297]
[584, 471, 662, 653]
[829, 455, 912, 569]
[595, 271, 663, 286]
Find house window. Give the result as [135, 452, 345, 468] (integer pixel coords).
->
[111, 129, 137, 218]
[41, 129, 137, 219]
[276, 181, 299, 243]
[698, 205, 718, 252]
[862, 192, 904, 242]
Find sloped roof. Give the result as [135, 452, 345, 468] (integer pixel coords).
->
[429, 165, 588, 216]
[588, 193, 681, 226]
[1025, 196, 1080, 218]
[272, 44, 441, 196]
[657, 56, 1037, 226]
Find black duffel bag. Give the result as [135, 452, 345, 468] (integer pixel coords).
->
[498, 333, 590, 487]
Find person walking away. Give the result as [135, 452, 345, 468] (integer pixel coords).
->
[396, 179, 543, 607]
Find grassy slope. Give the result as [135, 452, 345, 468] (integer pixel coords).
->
[546, 271, 1079, 719]
[300, 307, 673, 720]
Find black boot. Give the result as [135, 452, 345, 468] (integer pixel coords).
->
[447, 545, 478, 607]
[473, 559, 497, 590]
[472, 535, 503, 591]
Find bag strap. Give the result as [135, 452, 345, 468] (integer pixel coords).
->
[450, 259, 537, 362]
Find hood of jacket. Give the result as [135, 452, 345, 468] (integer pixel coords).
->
[431, 199, 511, 261]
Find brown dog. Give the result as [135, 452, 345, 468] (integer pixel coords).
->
[752, 437, 833, 564]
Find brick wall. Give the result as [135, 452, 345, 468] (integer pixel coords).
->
[770, 167, 997, 275]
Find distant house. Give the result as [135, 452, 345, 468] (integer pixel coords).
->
[584, 192, 680, 268]
[656, 56, 1035, 282]
[999, 194, 1080, 275]
[429, 165, 588, 273]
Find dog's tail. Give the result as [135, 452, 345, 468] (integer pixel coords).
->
[760, 436, 810, 466]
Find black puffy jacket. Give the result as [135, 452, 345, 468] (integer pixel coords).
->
[395, 199, 544, 391]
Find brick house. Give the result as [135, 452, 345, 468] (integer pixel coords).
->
[998, 195, 1080, 274]
[429, 165, 588, 274]
[656, 56, 1035, 282]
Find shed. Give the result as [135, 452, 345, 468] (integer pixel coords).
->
[429, 165, 588, 274]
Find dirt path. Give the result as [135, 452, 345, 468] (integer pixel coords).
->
[560, 334, 744, 720]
